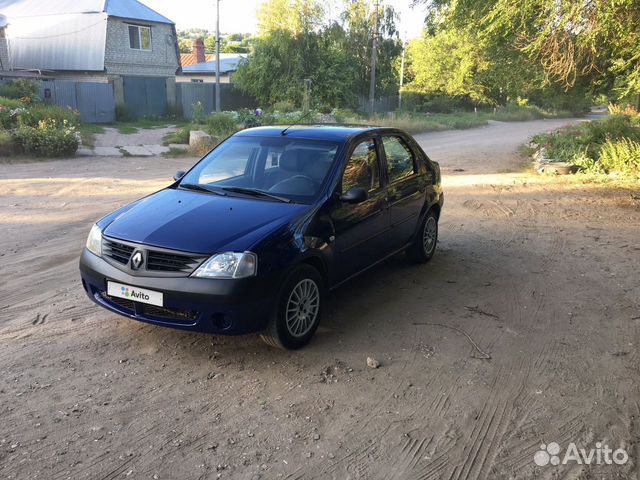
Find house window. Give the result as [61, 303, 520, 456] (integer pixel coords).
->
[128, 25, 151, 50]
[190, 79, 204, 83]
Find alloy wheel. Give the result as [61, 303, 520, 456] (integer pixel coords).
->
[285, 278, 320, 337]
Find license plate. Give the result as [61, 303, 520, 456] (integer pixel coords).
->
[107, 281, 163, 307]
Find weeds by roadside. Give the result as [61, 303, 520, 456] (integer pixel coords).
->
[531, 107, 640, 179]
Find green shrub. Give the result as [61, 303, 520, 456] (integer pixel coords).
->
[400, 92, 483, 113]
[532, 113, 640, 177]
[0, 79, 39, 102]
[271, 100, 296, 113]
[599, 138, 640, 175]
[17, 104, 80, 128]
[0, 99, 26, 128]
[331, 108, 357, 123]
[13, 119, 80, 157]
[163, 124, 191, 145]
[205, 112, 239, 138]
[236, 109, 263, 128]
[0, 130, 16, 156]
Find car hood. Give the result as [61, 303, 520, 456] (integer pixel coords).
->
[103, 188, 308, 254]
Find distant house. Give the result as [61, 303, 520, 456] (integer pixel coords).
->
[180, 38, 214, 67]
[177, 53, 247, 84]
[0, 0, 180, 116]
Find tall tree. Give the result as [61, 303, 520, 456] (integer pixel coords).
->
[413, 0, 640, 105]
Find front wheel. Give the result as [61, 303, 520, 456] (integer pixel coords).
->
[406, 209, 438, 263]
[260, 265, 323, 350]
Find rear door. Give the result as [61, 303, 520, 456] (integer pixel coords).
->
[330, 136, 390, 281]
[380, 134, 428, 248]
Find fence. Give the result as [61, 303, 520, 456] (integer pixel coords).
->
[123, 76, 167, 118]
[356, 95, 401, 114]
[1, 76, 258, 123]
[177, 82, 257, 120]
[39, 81, 116, 123]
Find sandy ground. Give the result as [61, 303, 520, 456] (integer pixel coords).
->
[1, 119, 639, 480]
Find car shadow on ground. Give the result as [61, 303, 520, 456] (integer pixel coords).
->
[103, 228, 514, 370]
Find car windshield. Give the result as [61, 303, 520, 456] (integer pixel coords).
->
[179, 135, 341, 203]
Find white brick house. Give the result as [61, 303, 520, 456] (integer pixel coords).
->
[0, 0, 180, 115]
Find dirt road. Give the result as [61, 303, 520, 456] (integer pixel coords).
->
[1, 119, 639, 480]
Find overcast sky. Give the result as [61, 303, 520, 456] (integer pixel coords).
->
[143, 0, 427, 41]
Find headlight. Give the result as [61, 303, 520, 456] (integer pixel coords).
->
[86, 224, 102, 257]
[192, 252, 257, 279]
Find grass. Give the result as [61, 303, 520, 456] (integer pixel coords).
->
[78, 123, 104, 148]
[162, 146, 192, 158]
[163, 124, 191, 145]
[117, 125, 138, 134]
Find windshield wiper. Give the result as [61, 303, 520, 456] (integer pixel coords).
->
[179, 183, 227, 196]
[221, 186, 291, 203]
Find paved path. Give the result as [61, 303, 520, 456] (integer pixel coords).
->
[78, 125, 187, 157]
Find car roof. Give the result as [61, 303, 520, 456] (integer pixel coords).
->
[234, 125, 401, 142]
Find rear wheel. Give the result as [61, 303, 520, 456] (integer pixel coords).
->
[260, 265, 323, 350]
[406, 209, 438, 263]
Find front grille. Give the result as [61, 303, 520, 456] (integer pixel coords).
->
[100, 292, 198, 323]
[103, 239, 135, 265]
[147, 250, 204, 273]
[100, 292, 135, 312]
[142, 304, 198, 322]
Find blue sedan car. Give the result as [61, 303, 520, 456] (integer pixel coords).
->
[80, 125, 443, 349]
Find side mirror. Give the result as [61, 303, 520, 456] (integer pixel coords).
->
[339, 187, 368, 204]
[173, 170, 186, 181]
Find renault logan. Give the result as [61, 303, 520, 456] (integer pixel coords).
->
[79, 125, 443, 349]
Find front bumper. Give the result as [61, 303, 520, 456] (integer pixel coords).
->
[79, 248, 280, 335]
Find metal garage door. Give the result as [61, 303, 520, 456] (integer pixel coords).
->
[123, 76, 167, 118]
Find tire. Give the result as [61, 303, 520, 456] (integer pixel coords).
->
[260, 265, 323, 350]
[406, 209, 438, 263]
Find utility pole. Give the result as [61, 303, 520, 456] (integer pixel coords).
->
[215, 0, 221, 112]
[368, 0, 379, 116]
[398, 37, 406, 110]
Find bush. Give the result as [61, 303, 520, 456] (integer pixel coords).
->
[599, 138, 640, 175]
[0, 99, 26, 129]
[17, 104, 80, 128]
[0, 130, 16, 156]
[163, 124, 191, 145]
[532, 113, 640, 177]
[235, 109, 267, 128]
[271, 100, 296, 113]
[205, 112, 239, 138]
[400, 92, 483, 113]
[0, 79, 39, 102]
[13, 119, 80, 157]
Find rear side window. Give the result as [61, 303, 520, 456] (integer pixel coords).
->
[342, 139, 380, 193]
[382, 136, 415, 182]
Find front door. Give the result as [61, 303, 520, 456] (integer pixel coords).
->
[331, 137, 390, 282]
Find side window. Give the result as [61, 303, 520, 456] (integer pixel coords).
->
[382, 136, 415, 182]
[342, 139, 380, 193]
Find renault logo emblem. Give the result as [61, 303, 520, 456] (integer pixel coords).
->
[131, 251, 144, 270]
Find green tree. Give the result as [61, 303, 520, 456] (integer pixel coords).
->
[413, 0, 640, 106]
[340, 0, 402, 99]
[235, 0, 403, 109]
